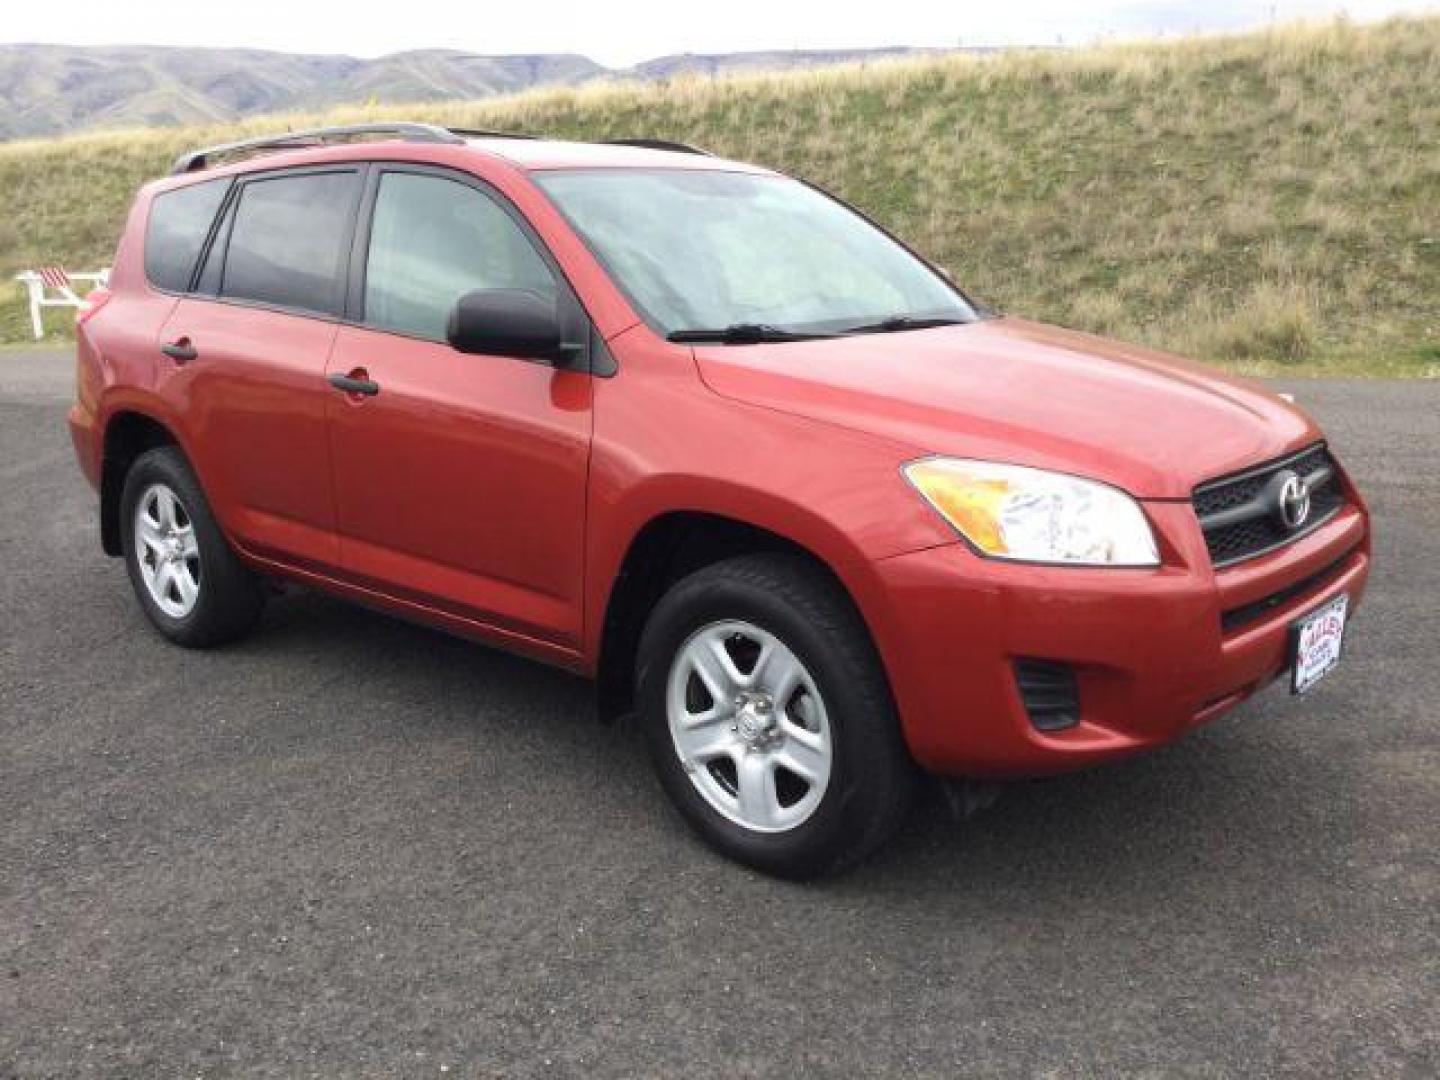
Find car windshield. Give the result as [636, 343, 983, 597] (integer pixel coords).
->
[534, 168, 977, 338]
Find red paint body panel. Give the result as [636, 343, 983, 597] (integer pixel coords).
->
[854, 504, 1369, 775]
[159, 299, 342, 570]
[325, 325, 592, 648]
[694, 317, 1319, 498]
[578, 325, 957, 667]
[69, 137, 1373, 778]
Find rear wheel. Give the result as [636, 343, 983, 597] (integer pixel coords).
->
[121, 446, 263, 647]
[636, 553, 915, 878]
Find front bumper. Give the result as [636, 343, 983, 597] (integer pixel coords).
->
[857, 494, 1370, 777]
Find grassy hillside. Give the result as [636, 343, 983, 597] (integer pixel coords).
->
[2, 18, 1437, 374]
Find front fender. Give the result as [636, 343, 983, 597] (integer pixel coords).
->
[581, 331, 957, 666]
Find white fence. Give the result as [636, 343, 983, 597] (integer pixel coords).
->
[14, 268, 111, 339]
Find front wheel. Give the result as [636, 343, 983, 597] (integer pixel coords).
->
[636, 554, 915, 878]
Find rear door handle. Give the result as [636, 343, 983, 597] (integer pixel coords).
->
[328, 372, 381, 397]
[160, 338, 197, 363]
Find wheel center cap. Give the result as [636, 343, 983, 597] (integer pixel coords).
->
[734, 693, 778, 747]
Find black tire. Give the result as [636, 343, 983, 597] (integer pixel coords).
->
[636, 553, 915, 878]
[120, 445, 264, 648]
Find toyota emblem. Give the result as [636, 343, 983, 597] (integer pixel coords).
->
[1277, 472, 1311, 530]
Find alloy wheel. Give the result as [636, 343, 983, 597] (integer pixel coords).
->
[665, 620, 833, 833]
[133, 482, 201, 619]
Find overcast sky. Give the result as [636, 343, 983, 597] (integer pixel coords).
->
[3, 0, 1435, 66]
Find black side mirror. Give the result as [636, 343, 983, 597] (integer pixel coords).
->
[446, 289, 567, 362]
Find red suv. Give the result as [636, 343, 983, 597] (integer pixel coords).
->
[69, 123, 1371, 876]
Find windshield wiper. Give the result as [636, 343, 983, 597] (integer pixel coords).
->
[667, 323, 835, 345]
[840, 315, 968, 335]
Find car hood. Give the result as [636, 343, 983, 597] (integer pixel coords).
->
[692, 317, 1320, 499]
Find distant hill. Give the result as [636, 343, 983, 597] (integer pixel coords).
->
[0, 43, 956, 140]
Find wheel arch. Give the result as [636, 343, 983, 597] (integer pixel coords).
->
[99, 409, 182, 556]
[594, 509, 883, 722]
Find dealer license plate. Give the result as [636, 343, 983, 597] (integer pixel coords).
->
[1291, 594, 1348, 694]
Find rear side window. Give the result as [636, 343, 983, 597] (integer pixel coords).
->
[221, 171, 361, 315]
[363, 172, 557, 340]
[145, 179, 229, 292]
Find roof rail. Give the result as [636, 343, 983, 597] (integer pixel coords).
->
[447, 128, 539, 141]
[601, 138, 712, 157]
[170, 122, 465, 175]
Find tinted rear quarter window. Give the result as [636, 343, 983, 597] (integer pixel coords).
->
[145, 179, 229, 292]
[221, 171, 361, 315]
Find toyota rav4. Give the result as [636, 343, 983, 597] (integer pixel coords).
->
[68, 123, 1372, 876]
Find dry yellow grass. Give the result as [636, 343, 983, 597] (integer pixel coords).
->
[1, 16, 1437, 373]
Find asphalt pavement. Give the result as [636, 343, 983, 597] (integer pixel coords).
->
[1, 348, 1436, 1077]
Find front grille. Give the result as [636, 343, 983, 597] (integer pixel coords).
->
[1192, 443, 1345, 567]
[1014, 659, 1080, 732]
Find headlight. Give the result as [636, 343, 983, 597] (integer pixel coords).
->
[903, 457, 1159, 567]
